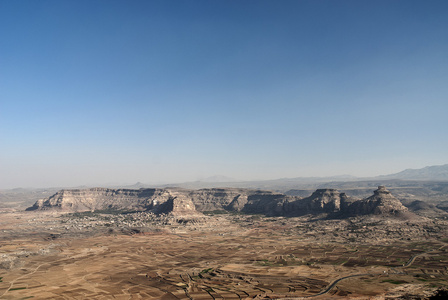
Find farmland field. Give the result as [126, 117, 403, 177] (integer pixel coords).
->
[0, 211, 447, 299]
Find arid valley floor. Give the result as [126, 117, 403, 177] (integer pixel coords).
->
[1, 207, 448, 299]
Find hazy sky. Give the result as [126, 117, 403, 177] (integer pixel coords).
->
[1, 0, 447, 188]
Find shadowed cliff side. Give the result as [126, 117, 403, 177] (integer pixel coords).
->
[344, 186, 409, 216]
[27, 186, 418, 218]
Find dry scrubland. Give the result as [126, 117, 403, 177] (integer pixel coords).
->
[0, 210, 448, 299]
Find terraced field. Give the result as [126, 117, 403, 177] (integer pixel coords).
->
[0, 211, 447, 299]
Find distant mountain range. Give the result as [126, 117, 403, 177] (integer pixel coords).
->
[377, 164, 448, 181]
[159, 164, 448, 191]
[199, 175, 240, 183]
[2, 164, 447, 210]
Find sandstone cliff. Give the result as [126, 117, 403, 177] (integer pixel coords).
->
[287, 188, 354, 216]
[27, 186, 410, 218]
[186, 188, 251, 211]
[26, 188, 172, 212]
[155, 191, 202, 217]
[27, 187, 299, 214]
[345, 186, 408, 216]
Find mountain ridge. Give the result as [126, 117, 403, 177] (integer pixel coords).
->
[377, 164, 448, 181]
[27, 186, 416, 219]
[158, 164, 448, 191]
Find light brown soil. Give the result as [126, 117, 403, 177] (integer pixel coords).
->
[0, 211, 447, 299]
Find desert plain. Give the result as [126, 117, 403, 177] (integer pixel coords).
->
[1, 205, 447, 299]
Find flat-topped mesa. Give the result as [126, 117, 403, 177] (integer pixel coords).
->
[346, 186, 408, 216]
[26, 186, 412, 219]
[26, 188, 170, 212]
[187, 188, 251, 212]
[307, 189, 350, 212]
[26, 187, 303, 217]
[155, 192, 200, 216]
[242, 191, 296, 216]
[26, 188, 199, 216]
[287, 188, 351, 216]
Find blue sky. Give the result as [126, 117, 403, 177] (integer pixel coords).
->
[1, 0, 447, 188]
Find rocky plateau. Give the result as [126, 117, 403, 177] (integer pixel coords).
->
[28, 186, 421, 219]
[2, 183, 448, 299]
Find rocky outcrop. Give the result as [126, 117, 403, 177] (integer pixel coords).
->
[302, 189, 351, 213]
[27, 186, 410, 218]
[345, 186, 408, 216]
[186, 188, 251, 211]
[242, 191, 294, 216]
[155, 192, 201, 217]
[26, 188, 172, 212]
[26, 187, 302, 216]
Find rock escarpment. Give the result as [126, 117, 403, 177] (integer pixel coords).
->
[186, 188, 251, 211]
[155, 191, 202, 218]
[345, 186, 408, 216]
[28, 186, 410, 218]
[26, 188, 172, 212]
[290, 189, 353, 215]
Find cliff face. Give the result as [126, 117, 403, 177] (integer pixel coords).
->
[284, 189, 354, 217]
[242, 191, 295, 216]
[26, 188, 171, 212]
[303, 189, 351, 213]
[154, 191, 201, 217]
[27, 187, 294, 213]
[27, 186, 409, 218]
[186, 188, 251, 211]
[345, 186, 408, 216]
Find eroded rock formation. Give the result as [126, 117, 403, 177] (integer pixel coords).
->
[345, 186, 408, 216]
[294, 189, 353, 215]
[26, 188, 172, 212]
[27, 186, 411, 218]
